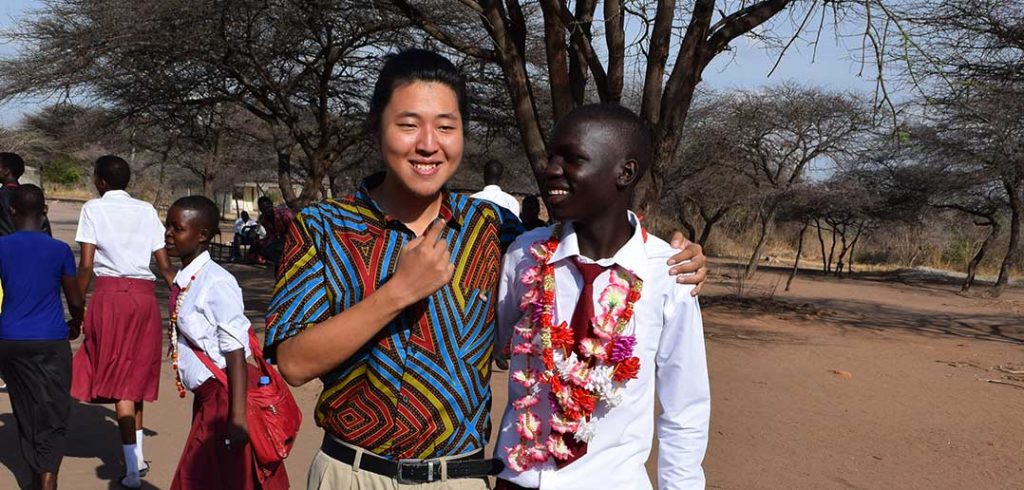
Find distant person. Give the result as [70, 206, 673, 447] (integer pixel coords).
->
[251, 196, 293, 266]
[229, 210, 263, 262]
[471, 159, 521, 218]
[0, 152, 52, 391]
[70, 155, 175, 489]
[0, 184, 85, 490]
[163, 196, 289, 490]
[520, 194, 547, 230]
[0, 152, 52, 237]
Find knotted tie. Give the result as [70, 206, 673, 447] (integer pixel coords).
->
[557, 257, 608, 468]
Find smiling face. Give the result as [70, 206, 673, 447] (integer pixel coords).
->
[164, 206, 209, 259]
[541, 115, 633, 223]
[378, 81, 463, 199]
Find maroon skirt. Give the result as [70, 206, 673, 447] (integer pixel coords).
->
[171, 379, 289, 490]
[71, 276, 162, 403]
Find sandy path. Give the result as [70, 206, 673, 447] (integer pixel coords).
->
[1, 200, 1022, 489]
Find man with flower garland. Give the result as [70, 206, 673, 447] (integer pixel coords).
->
[494, 104, 710, 490]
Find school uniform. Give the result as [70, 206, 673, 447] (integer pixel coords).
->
[71, 189, 166, 403]
[494, 212, 711, 490]
[0, 231, 77, 474]
[471, 184, 521, 218]
[169, 251, 288, 490]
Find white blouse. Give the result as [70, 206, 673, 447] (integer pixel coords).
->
[173, 251, 252, 390]
[75, 190, 166, 280]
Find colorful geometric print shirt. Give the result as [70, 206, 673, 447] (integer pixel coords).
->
[265, 172, 522, 460]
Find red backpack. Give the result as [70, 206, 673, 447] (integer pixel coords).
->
[189, 329, 302, 482]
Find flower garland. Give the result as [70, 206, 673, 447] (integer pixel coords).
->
[168, 275, 196, 399]
[505, 226, 644, 471]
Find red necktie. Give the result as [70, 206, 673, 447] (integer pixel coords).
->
[557, 257, 608, 468]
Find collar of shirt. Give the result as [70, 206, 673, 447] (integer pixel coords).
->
[547, 211, 649, 281]
[482, 184, 504, 193]
[101, 189, 131, 200]
[355, 171, 464, 232]
[174, 251, 212, 289]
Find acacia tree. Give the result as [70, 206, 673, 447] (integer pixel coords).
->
[129, 104, 272, 197]
[667, 94, 753, 247]
[393, 0, 891, 214]
[720, 85, 870, 277]
[895, 0, 1024, 295]
[0, 0, 410, 205]
[907, 95, 1024, 295]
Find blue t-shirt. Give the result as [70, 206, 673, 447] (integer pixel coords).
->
[0, 231, 77, 340]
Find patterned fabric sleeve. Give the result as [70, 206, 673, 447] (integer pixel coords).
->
[263, 209, 332, 361]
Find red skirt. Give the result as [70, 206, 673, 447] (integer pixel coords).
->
[171, 379, 289, 490]
[71, 277, 162, 403]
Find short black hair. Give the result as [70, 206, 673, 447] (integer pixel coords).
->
[240, 210, 250, 221]
[257, 196, 273, 207]
[0, 152, 26, 179]
[10, 183, 45, 217]
[483, 159, 503, 185]
[171, 195, 220, 242]
[94, 155, 131, 190]
[368, 49, 468, 135]
[562, 104, 653, 179]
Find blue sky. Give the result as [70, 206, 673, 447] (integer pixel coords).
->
[0, 1, 894, 126]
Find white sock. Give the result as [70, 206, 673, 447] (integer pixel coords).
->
[123, 444, 139, 476]
[135, 430, 145, 465]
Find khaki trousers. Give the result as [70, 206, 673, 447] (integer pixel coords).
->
[306, 447, 490, 490]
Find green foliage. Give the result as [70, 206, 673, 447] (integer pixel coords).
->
[940, 238, 977, 267]
[41, 154, 85, 185]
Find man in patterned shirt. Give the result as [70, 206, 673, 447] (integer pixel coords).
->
[265, 50, 707, 490]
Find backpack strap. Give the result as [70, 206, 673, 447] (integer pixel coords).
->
[184, 328, 269, 387]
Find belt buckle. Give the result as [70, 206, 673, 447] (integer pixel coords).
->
[396, 459, 435, 484]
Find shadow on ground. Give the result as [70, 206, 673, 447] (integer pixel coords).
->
[704, 294, 1024, 345]
[0, 402, 162, 490]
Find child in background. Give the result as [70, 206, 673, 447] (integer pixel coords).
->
[70, 155, 175, 488]
[164, 196, 288, 490]
[494, 104, 710, 490]
[0, 184, 85, 490]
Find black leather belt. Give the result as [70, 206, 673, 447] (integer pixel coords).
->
[320, 435, 503, 484]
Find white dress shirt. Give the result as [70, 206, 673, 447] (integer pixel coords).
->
[471, 184, 521, 217]
[233, 218, 265, 239]
[174, 251, 252, 390]
[75, 190, 166, 280]
[495, 212, 710, 490]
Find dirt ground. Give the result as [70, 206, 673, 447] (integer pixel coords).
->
[1, 200, 1022, 489]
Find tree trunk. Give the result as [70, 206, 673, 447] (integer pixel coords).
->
[697, 218, 716, 248]
[846, 225, 863, 277]
[827, 223, 838, 273]
[277, 152, 298, 208]
[816, 218, 827, 273]
[479, 1, 548, 175]
[296, 158, 329, 209]
[963, 219, 1000, 293]
[744, 206, 778, 278]
[786, 221, 809, 291]
[993, 179, 1023, 297]
[834, 223, 849, 278]
[697, 206, 728, 248]
[202, 174, 214, 197]
[679, 215, 698, 243]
